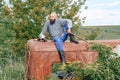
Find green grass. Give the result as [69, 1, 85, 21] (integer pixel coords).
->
[82, 25, 120, 39]
[89, 25, 120, 32]
[0, 60, 24, 80]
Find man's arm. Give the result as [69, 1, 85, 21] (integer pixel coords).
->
[59, 18, 72, 33]
[59, 18, 72, 29]
[38, 20, 49, 40]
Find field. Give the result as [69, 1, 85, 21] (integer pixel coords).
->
[82, 25, 120, 39]
[0, 59, 24, 80]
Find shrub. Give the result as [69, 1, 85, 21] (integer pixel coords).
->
[52, 42, 120, 80]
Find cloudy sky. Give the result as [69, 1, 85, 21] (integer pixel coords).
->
[82, 0, 120, 26]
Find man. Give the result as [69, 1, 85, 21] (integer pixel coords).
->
[38, 12, 79, 64]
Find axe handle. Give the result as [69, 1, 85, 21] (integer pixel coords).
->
[70, 33, 88, 43]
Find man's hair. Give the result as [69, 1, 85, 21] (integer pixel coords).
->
[50, 12, 57, 17]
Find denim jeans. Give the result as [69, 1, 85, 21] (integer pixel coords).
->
[53, 23, 69, 51]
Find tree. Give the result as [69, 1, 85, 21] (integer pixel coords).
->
[4, 0, 87, 57]
[0, 0, 16, 64]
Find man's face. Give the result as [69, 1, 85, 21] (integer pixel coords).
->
[49, 14, 57, 22]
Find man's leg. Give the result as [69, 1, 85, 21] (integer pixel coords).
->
[53, 37, 66, 64]
[61, 23, 69, 42]
[62, 23, 79, 44]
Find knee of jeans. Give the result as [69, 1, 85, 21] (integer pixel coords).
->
[53, 37, 60, 42]
[56, 38, 62, 43]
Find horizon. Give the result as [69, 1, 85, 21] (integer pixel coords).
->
[82, 24, 120, 27]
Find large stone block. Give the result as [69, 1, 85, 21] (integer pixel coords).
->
[25, 39, 120, 80]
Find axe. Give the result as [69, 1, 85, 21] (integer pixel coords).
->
[70, 33, 88, 43]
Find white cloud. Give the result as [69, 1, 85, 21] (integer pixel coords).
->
[82, 0, 120, 26]
[91, 1, 120, 8]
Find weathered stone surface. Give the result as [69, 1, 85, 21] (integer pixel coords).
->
[25, 39, 120, 80]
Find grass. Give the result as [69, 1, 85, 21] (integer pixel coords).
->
[0, 59, 24, 80]
[82, 25, 120, 39]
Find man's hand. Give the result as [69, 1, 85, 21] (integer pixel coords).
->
[67, 28, 71, 33]
[37, 38, 47, 42]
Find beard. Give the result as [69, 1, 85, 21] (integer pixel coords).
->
[50, 19, 56, 24]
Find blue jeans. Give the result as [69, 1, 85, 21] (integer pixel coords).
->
[53, 23, 68, 51]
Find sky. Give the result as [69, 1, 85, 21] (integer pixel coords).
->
[4, 0, 120, 26]
[82, 0, 120, 26]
